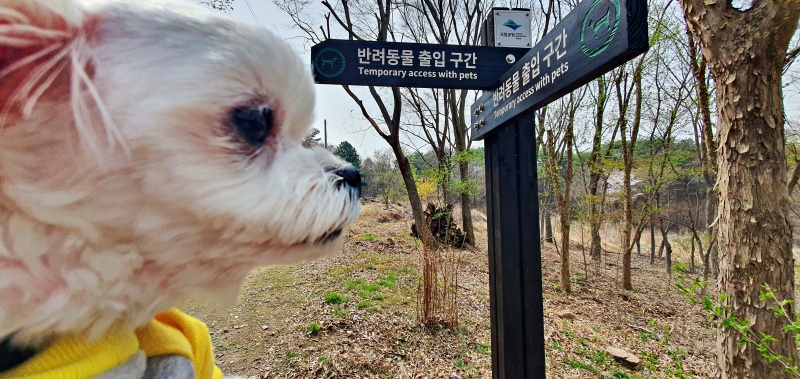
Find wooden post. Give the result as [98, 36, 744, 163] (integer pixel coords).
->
[324, 119, 328, 149]
[476, 3, 648, 375]
[485, 113, 545, 378]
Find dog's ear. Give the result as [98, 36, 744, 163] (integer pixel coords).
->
[0, 0, 90, 125]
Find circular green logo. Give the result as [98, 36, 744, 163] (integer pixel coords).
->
[580, 0, 621, 57]
[314, 48, 346, 78]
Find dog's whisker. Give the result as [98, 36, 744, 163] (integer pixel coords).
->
[0, 24, 71, 41]
[71, 38, 129, 158]
[0, 8, 33, 24]
[23, 60, 68, 116]
[0, 41, 61, 79]
[8, 46, 69, 116]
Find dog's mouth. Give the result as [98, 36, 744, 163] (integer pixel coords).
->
[313, 228, 343, 245]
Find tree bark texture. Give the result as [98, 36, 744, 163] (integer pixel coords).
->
[706, 187, 719, 277]
[681, 1, 800, 377]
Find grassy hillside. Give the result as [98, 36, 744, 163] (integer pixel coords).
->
[182, 203, 717, 378]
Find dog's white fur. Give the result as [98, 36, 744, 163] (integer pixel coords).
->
[0, 0, 360, 348]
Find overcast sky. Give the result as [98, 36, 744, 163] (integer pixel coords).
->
[222, 0, 800, 154]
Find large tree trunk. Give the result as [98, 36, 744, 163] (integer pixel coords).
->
[681, 2, 799, 377]
[714, 63, 796, 377]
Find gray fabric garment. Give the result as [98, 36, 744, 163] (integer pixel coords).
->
[142, 355, 195, 379]
[92, 351, 146, 379]
[90, 351, 194, 379]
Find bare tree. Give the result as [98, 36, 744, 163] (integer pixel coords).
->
[545, 90, 586, 293]
[402, 88, 451, 194]
[405, 0, 485, 246]
[275, 0, 438, 249]
[684, 24, 719, 278]
[651, 45, 693, 276]
[615, 59, 641, 290]
[194, 0, 233, 13]
[302, 128, 322, 148]
[616, 1, 679, 290]
[365, 149, 407, 208]
[536, 108, 556, 246]
[584, 75, 617, 261]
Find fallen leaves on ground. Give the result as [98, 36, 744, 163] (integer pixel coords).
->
[182, 203, 718, 378]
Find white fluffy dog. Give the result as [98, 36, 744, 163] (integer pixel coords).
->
[0, 0, 360, 377]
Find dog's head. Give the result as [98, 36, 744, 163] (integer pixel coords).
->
[0, 0, 360, 345]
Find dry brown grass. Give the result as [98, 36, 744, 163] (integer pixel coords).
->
[552, 215, 710, 272]
[181, 204, 718, 378]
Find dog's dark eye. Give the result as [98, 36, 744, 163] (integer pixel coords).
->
[231, 106, 273, 147]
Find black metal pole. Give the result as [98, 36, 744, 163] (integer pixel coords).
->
[484, 112, 545, 378]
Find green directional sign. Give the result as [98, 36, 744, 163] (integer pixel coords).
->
[471, 0, 648, 140]
[311, 40, 528, 90]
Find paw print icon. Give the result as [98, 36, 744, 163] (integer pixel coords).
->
[581, 0, 620, 57]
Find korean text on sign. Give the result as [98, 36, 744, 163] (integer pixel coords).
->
[493, 28, 568, 105]
[356, 48, 478, 69]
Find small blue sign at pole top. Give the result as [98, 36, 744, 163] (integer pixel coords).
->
[492, 9, 532, 47]
[311, 40, 528, 90]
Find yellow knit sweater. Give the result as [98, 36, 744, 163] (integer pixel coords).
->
[0, 309, 223, 379]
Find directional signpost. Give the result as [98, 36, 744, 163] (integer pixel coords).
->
[311, 0, 647, 377]
[473, 1, 646, 377]
[472, 0, 648, 139]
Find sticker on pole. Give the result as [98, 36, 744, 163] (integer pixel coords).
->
[493, 10, 532, 48]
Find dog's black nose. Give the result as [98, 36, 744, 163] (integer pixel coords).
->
[334, 166, 361, 189]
